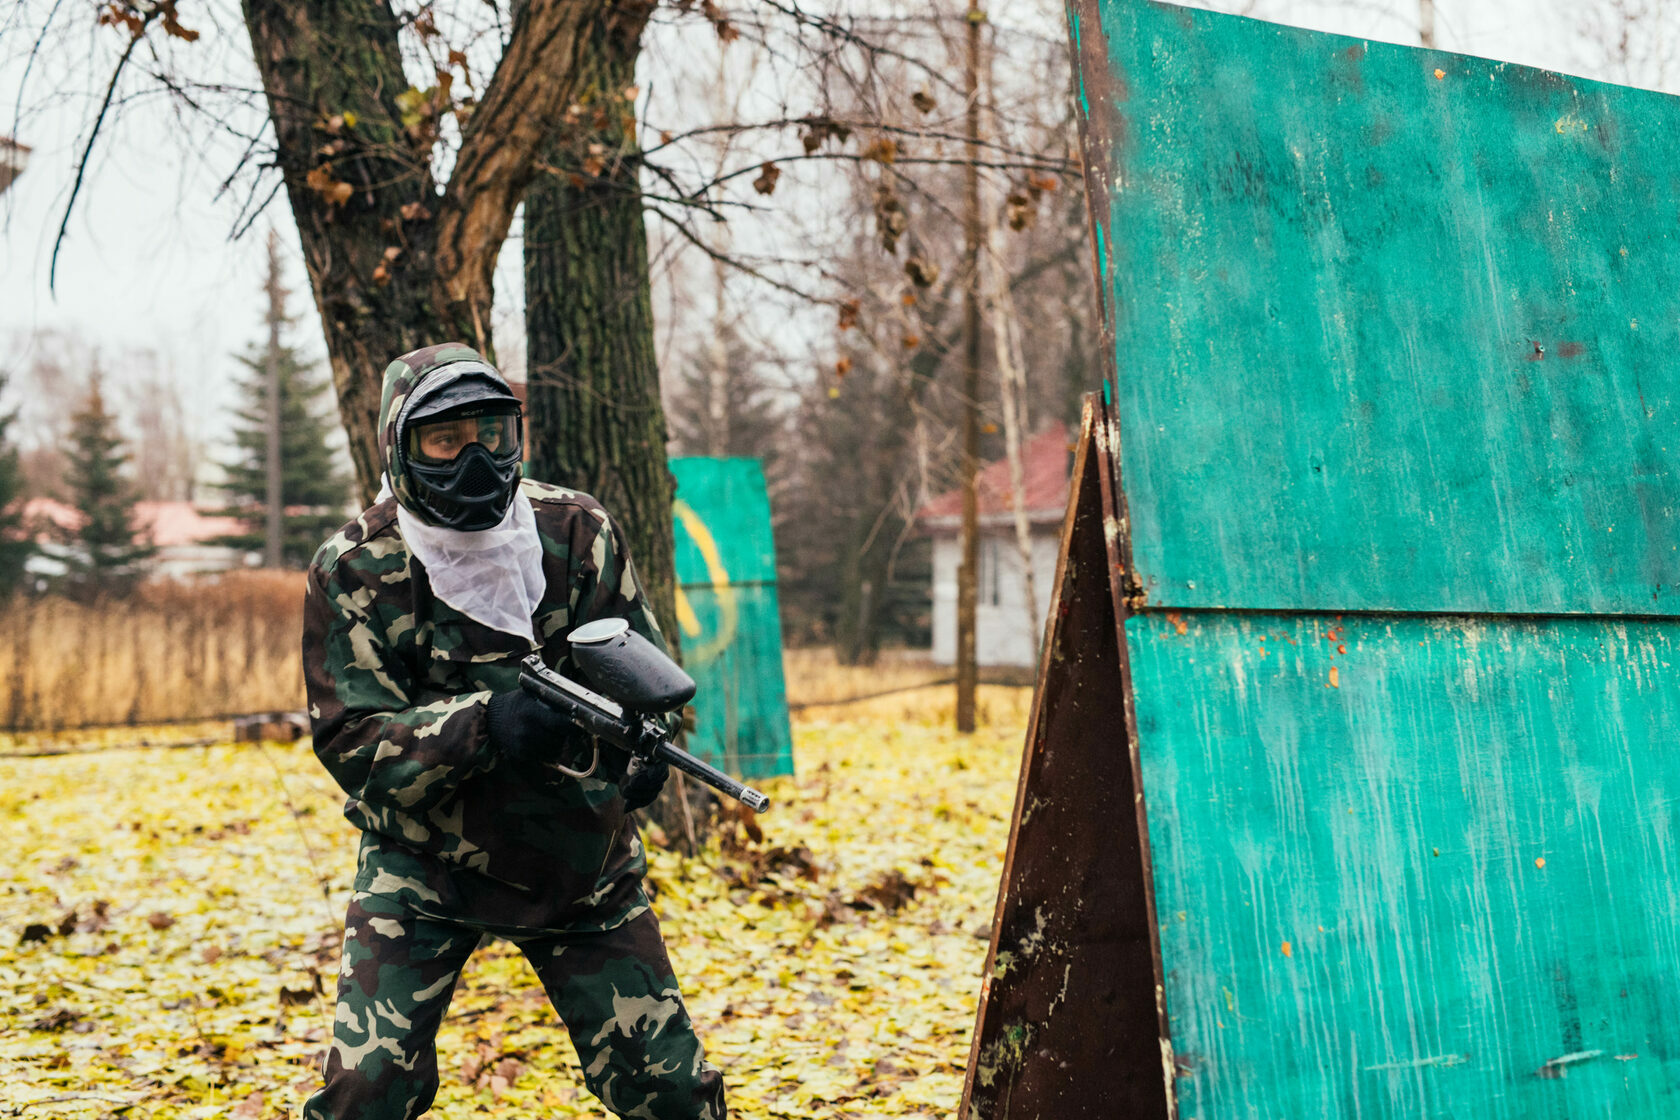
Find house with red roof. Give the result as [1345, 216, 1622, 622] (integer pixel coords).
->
[916, 422, 1072, 667]
[21, 498, 253, 582]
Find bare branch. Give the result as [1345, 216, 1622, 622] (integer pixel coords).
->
[749, 0, 971, 99]
[50, 17, 153, 295]
[8, 0, 70, 144]
[694, 148, 1075, 195]
[639, 113, 1060, 165]
[645, 202, 829, 305]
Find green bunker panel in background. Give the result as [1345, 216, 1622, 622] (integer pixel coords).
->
[670, 457, 795, 781]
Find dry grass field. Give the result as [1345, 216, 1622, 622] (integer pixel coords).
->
[0, 575, 307, 732]
[0, 665, 1033, 1118]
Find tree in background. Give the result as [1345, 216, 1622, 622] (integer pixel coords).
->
[62, 372, 153, 592]
[216, 323, 351, 569]
[665, 319, 788, 467]
[4, 331, 205, 506]
[0, 372, 32, 596]
[778, 345, 939, 664]
[119, 356, 200, 503]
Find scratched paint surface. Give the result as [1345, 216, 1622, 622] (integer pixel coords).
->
[670, 457, 795, 779]
[1080, 0, 1680, 614]
[1128, 609, 1680, 1116]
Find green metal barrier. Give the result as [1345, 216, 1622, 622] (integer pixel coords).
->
[966, 2, 1680, 1116]
[670, 458, 795, 780]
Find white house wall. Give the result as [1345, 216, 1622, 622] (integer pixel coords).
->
[930, 531, 1059, 668]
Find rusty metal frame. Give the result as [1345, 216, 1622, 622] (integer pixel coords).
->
[958, 391, 1173, 1118]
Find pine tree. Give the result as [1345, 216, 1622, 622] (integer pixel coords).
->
[217, 347, 351, 566]
[665, 320, 787, 465]
[0, 371, 32, 597]
[63, 372, 154, 592]
[216, 241, 351, 568]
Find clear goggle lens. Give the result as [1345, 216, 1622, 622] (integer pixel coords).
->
[406, 410, 521, 466]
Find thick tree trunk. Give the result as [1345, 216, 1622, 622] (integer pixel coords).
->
[522, 7, 677, 646]
[521, 8, 697, 841]
[241, 0, 603, 504]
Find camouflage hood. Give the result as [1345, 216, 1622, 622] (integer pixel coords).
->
[377, 342, 516, 523]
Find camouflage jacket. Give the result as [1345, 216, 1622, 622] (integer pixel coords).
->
[302, 344, 668, 933]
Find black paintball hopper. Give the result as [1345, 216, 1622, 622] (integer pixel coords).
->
[568, 618, 696, 713]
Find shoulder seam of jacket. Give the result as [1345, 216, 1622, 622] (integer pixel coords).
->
[521, 478, 602, 511]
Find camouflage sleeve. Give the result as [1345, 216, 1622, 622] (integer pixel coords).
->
[573, 511, 681, 737]
[574, 510, 671, 657]
[303, 557, 494, 816]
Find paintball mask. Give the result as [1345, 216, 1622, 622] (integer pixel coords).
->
[398, 366, 524, 531]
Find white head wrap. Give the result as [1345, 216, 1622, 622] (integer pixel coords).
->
[380, 475, 547, 646]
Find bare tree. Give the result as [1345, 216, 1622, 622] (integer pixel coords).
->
[749, 8, 1084, 662]
[118, 354, 199, 503]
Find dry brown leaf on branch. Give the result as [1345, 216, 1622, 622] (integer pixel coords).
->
[753, 161, 782, 196]
[581, 142, 607, 178]
[837, 298, 861, 332]
[1027, 173, 1060, 197]
[700, 0, 740, 42]
[305, 165, 354, 209]
[158, 1, 199, 42]
[800, 117, 852, 155]
[448, 48, 473, 89]
[1007, 189, 1035, 231]
[904, 256, 940, 288]
[862, 136, 899, 164]
[97, 4, 145, 38]
[874, 187, 907, 254]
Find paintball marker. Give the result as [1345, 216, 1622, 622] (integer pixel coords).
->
[518, 618, 770, 813]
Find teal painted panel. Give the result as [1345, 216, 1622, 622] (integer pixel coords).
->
[677, 583, 793, 779]
[1128, 609, 1680, 1117]
[672, 457, 777, 584]
[1079, 1, 1680, 614]
[670, 458, 794, 780]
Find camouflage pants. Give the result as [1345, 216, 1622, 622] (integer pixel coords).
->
[301, 892, 727, 1119]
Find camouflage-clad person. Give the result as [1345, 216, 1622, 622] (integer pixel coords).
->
[300, 344, 726, 1120]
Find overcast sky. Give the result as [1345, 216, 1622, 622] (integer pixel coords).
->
[2, 0, 1675, 450]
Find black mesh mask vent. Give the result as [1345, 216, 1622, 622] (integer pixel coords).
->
[457, 453, 503, 498]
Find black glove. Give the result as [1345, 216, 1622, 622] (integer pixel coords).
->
[620, 758, 669, 811]
[486, 689, 582, 767]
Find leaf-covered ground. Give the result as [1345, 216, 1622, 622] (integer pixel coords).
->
[0, 706, 1025, 1118]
